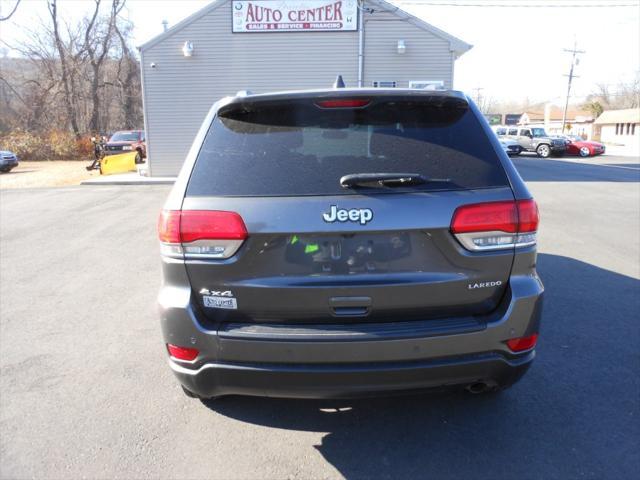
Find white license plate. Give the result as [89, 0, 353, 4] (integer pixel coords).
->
[203, 295, 238, 310]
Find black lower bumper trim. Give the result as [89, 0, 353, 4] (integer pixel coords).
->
[171, 351, 534, 399]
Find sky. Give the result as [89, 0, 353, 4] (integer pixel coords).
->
[1, 0, 639, 104]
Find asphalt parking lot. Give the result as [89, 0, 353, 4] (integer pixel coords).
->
[1, 155, 639, 479]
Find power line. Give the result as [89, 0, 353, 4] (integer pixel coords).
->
[561, 42, 586, 132]
[397, 1, 638, 7]
[0, 0, 21, 21]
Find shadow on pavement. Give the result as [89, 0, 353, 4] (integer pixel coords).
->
[512, 157, 640, 182]
[203, 254, 640, 479]
[0, 169, 37, 175]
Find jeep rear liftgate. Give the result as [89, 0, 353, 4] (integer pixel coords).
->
[179, 94, 517, 324]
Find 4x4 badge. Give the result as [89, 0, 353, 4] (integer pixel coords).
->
[322, 205, 373, 225]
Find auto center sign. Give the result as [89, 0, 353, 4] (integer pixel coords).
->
[232, 0, 358, 32]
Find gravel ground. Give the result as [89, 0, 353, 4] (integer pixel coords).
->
[0, 161, 98, 189]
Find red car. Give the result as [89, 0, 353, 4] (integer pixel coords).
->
[562, 135, 605, 157]
[104, 130, 147, 164]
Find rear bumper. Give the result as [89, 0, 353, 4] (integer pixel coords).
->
[159, 264, 543, 398]
[170, 351, 534, 399]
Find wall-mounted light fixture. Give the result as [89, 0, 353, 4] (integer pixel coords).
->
[397, 40, 406, 55]
[182, 41, 194, 57]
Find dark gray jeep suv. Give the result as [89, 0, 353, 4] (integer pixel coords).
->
[158, 88, 544, 399]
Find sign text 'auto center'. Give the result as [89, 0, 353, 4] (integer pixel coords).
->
[232, 0, 359, 32]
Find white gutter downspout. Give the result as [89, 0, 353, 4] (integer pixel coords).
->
[358, 0, 365, 87]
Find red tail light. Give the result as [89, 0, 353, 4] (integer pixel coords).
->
[450, 199, 539, 251]
[315, 99, 371, 108]
[506, 333, 538, 352]
[516, 199, 539, 233]
[180, 211, 247, 242]
[451, 201, 518, 234]
[166, 343, 199, 361]
[158, 210, 247, 259]
[158, 210, 181, 243]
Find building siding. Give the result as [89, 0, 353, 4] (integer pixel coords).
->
[141, 0, 462, 176]
[363, 9, 453, 89]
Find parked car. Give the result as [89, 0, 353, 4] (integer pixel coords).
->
[0, 148, 19, 173]
[498, 138, 522, 156]
[494, 125, 566, 158]
[561, 134, 606, 157]
[157, 87, 543, 400]
[104, 130, 146, 164]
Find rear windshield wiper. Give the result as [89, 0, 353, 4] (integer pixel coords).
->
[340, 173, 451, 189]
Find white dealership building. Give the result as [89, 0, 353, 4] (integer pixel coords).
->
[139, 0, 472, 176]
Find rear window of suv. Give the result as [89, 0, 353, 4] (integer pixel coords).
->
[186, 96, 508, 197]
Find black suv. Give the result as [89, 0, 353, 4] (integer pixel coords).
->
[158, 87, 544, 399]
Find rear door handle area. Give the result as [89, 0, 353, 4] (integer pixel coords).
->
[329, 296, 372, 317]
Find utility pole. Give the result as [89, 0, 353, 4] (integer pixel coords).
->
[561, 41, 585, 134]
[472, 87, 484, 110]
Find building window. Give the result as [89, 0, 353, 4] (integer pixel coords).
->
[627, 123, 631, 134]
[408, 80, 444, 89]
[633, 123, 637, 135]
[372, 81, 397, 88]
[615, 123, 619, 134]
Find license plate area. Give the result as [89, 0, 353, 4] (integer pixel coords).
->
[284, 233, 412, 274]
[203, 295, 238, 310]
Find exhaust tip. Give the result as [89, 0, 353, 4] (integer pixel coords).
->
[466, 382, 491, 394]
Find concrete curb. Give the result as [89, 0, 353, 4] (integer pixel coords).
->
[81, 173, 176, 185]
[81, 179, 176, 185]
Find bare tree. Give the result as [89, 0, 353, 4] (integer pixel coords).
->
[0, 0, 142, 138]
[114, 20, 142, 129]
[84, 0, 126, 133]
[586, 75, 640, 110]
[48, 0, 82, 136]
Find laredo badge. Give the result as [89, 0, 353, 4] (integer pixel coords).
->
[200, 289, 238, 310]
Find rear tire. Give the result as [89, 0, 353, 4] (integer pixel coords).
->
[0, 167, 11, 173]
[536, 144, 551, 158]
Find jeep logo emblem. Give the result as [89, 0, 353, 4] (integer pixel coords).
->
[322, 205, 373, 225]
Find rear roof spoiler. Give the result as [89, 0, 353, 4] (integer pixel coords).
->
[218, 88, 469, 112]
